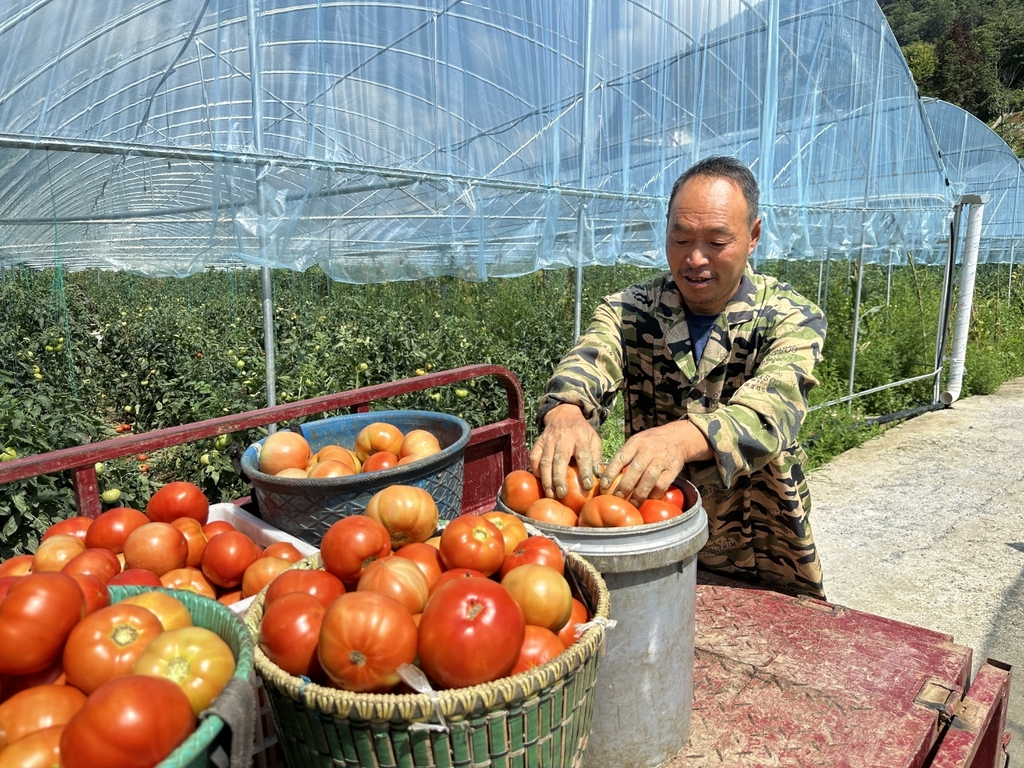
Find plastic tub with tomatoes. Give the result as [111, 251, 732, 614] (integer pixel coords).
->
[497, 478, 708, 768]
[104, 585, 256, 768]
[240, 410, 471, 546]
[243, 540, 611, 768]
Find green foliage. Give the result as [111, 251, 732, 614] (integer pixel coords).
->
[1, 260, 1023, 557]
[903, 41, 938, 86]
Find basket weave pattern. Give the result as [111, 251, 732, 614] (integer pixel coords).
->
[245, 554, 611, 768]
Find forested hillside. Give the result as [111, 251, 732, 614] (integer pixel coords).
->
[879, 0, 1024, 154]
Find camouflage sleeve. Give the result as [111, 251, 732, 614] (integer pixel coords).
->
[686, 299, 826, 489]
[536, 298, 625, 432]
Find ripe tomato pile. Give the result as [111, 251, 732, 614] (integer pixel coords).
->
[257, 496, 592, 693]
[258, 421, 443, 479]
[499, 466, 688, 528]
[0, 569, 236, 768]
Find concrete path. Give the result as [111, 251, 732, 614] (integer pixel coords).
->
[810, 376, 1024, 762]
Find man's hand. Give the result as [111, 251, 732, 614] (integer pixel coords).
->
[529, 404, 602, 500]
[601, 420, 713, 505]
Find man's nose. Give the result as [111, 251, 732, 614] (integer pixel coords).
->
[684, 245, 710, 267]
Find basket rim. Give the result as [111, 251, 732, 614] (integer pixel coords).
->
[245, 551, 611, 724]
[241, 410, 471, 491]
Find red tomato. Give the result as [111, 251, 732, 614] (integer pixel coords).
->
[67, 573, 110, 616]
[578, 495, 643, 528]
[217, 590, 243, 606]
[0, 574, 18, 601]
[360, 451, 399, 473]
[131, 627, 236, 715]
[354, 422, 404, 461]
[160, 567, 218, 600]
[510, 625, 566, 675]
[119, 592, 193, 631]
[264, 569, 345, 609]
[0, 723, 63, 766]
[500, 536, 565, 579]
[399, 430, 441, 459]
[557, 598, 590, 647]
[307, 459, 355, 479]
[61, 548, 121, 583]
[42, 517, 92, 543]
[261, 541, 304, 564]
[364, 485, 439, 548]
[653, 485, 686, 509]
[258, 592, 326, 680]
[357, 557, 430, 615]
[170, 517, 208, 568]
[524, 498, 578, 528]
[146, 481, 209, 525]
[32, 534, 86, 573]
[201, 530, 261, 588]
[638, 499, 684, 524]
[498, 470, 543, 514]
[201, 520, 235, 539]
[60, 675, 196, 768]
[241, 556, 292, 598]
[418, 578, 525, 689]
[0, 572, 86, 676]
[438, 515, 505, 576]
[84, 508, 149, 554]
[560, 463, 597, 513]
[107, 569, 163, 587]
[123, 522, 188, 576]
[320, 516, 391, 583]
[318, 592, 417, 692]
[0, 555, 33, 578]
[429, 567, 487, 596]
[0, 683, 85, 750]
[500, 564, 573, 632]
[0, 658, 66, 703]
[394, 543, 444, 589]
[481, 511, 529, 553]
[62, 603, 165, 694]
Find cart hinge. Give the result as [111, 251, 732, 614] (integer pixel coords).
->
[914, 678, 963, 724]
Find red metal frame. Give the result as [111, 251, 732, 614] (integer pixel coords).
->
[0, 364, 529, 518]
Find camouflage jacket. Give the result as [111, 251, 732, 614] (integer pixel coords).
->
[538, 268, 827, 597]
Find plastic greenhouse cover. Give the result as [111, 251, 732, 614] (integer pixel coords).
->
[0, 0, 1018, 281]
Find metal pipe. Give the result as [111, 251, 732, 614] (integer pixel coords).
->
[810, 368, 940, 411]
[573, 0, 595, 341]
[940, 196, 986, 405]
[933, 205, 961, 403]
[847, 250, 866, 407]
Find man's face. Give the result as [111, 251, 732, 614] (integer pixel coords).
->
[665, 175, 761, 316]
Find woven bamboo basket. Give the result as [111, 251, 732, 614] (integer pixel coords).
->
[244, 552, 611, 768]
[107, 585, 256, 768]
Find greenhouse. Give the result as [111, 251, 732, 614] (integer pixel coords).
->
[0, 0, 1020, 282]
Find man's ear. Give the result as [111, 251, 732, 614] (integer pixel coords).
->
[748, 217, 762, 254]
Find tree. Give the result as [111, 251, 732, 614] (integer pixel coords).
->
[932, 20, 1001, 121]
[902, 41, 937, 89]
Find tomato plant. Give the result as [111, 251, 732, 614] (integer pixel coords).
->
[499, 470, 543, 514]
[264, 569, 345, 609]
[317, 591, 418, 693]
[356, 557, 430, 614]
[200, 530, 260, 588]
[146, 481, 209, 525]
[320, 516, 391, 583]
[438, 515, 505, 576]
[364, 485, 439, 548]
[131, 626, 236, 715]
[63, 603, 165, 694]
[60, 675, 196, 768]
[258, 592, 326, 680]
[500, 564, 572, 632]
[0, 572, 86, 676]
[418, 578, 525, 689]
[510, 625, 566, 675]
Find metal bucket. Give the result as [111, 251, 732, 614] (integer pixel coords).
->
[500, 481, 708, 768]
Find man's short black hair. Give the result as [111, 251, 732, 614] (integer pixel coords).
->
[667, 156, 760, 226]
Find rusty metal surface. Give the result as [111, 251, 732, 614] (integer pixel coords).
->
[0, 364, 527, 518]
[663, 573, 977, 768]
[930, 660, 1012, 768]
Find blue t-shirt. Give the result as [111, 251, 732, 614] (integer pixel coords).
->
[684, 306, 719, 363]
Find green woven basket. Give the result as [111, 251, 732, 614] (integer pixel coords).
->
[108, 585, 256, 768]
[244, 553, 611, 768]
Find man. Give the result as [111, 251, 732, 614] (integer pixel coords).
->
[530, 156, 827, 597]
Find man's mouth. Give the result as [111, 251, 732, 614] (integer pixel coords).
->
[681, 274, 714, 285]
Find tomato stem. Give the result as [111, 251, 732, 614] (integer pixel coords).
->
[111, 624, 140, 647]
[166, 656, 191, 682]
[466, 600, 484, 620]
[349, 650, 366, 667]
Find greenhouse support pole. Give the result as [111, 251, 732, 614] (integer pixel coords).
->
[573, 0, 595, 341]
[847, 250, 865, 405]
[247, 0, 277, 421]
[932, 205, 962, 403]
[940, 195, 986, 405]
